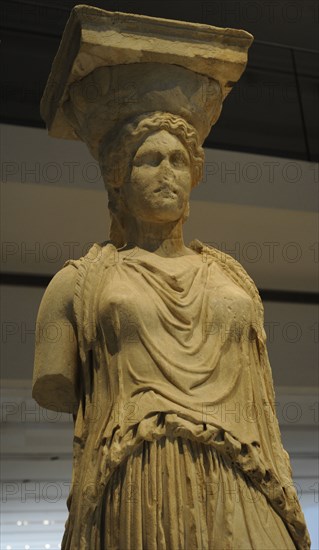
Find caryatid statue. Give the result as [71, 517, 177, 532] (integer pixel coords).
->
[33, 5, 310, 549]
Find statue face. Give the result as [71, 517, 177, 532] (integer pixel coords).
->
[121, 130, 192, 223]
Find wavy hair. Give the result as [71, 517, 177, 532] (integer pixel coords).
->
[99, 112, 205, 248]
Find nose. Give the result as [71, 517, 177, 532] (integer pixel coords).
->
[158, 157, 173, 175]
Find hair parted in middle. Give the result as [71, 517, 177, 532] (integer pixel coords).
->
[98, 111, 205, 248]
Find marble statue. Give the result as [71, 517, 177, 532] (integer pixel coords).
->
[33, 6, 310, 549]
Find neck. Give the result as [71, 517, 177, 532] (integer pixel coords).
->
[122, 217, 189, 257]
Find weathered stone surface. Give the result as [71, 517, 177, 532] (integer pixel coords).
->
[40, 5, 253, 141]
[33, 5, 310, 549]
[62, 62, 223, 161]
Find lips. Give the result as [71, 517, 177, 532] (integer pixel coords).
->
[154, 183, 178, 196]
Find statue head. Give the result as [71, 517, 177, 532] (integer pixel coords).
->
[99, 112, 205, 248]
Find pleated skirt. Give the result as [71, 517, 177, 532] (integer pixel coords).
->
[99, 435, 296, 550]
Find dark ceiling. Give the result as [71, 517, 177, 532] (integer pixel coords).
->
[1, 0, 318, 161]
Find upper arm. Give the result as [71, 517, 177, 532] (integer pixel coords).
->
[32, 264, 80, 413]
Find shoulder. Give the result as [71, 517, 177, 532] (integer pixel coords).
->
[63, 240, 118, 271]
[55, 241, 118, 352]
[190, 238, 256, 282]
[47, 241, 115, 304]
[38, 263, 78, 321]
[36, 241, 112, 321]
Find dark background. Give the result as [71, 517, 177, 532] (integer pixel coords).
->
[1, 0, 318, 161]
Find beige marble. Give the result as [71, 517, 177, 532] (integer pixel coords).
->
[40, 5, 253, 143]
[33, 5, 310, 549]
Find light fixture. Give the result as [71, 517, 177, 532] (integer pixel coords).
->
[17, 520, 22, 526]
[43, 519, 50, 525]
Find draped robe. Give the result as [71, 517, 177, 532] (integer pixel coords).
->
[57, 239, 310, 549]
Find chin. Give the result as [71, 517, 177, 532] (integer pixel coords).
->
[153, 211, 183, 223]
[138, 207, 182, 224]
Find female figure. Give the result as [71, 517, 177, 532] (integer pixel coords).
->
[33, 110, 310, 549]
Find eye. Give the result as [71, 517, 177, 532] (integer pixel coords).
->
[170, 151, 189, 167]
[133, 152, 162, 167]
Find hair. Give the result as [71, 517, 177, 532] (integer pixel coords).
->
[98, 111, 205, 248]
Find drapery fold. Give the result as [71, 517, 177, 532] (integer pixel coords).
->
[61, 240, 310, 549]
[100, 434, 296, 550]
